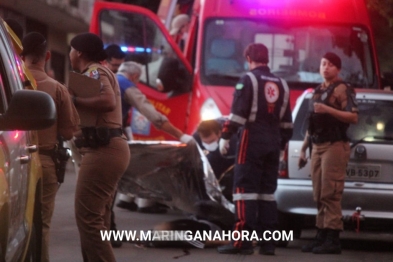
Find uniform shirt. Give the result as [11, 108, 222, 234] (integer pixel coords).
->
[222, 66, 293, 150]
[117, 73, 168, 129]
[28, 64, 79, 150]
[83, 63, 123, 129]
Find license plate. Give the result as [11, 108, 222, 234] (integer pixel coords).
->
[346, 165, 381, 179]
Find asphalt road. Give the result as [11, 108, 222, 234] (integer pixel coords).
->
[49, 161, 393, 262]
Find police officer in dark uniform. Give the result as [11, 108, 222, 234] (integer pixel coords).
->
[217, 43, 293, 256]
[69, 33, 130, 262]
[299, 52, 358, 255]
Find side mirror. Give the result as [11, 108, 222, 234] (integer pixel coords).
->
[0, 90, 56, 130]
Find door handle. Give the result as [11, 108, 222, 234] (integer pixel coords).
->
[26, 144, 38, 153]
[18, 155, 30, 164]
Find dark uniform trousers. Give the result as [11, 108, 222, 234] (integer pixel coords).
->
[232, 126, 280, 249]
[75, 137, 130, 262]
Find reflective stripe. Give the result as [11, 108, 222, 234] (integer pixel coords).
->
[232, 193, 275, 201]
[279, 78, 290, 120]
[280, 122, 294, 129]
[246, 72, 258, 122]
[229, 113, 247, 125]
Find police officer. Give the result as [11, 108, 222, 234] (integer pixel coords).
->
[21, 32, 79, 262]
[193, 119, 236, 180]
[115, 61, 194, 213]
[69, 33, 130, 262]
[103, 44, 126, 74]
[299, 52, 358, 255]
[217, 43, 293, 255]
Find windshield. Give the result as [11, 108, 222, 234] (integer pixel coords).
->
[202, 19, 376, 89]
[98, 9, 192, 96]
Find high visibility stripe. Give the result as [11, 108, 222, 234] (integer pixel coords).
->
[229, 113, 247, 125]
[234, 187, 245, 248]
[280, 122, 294, 129]
[246, 72, 258, 122]
[279, 78, 290, 120]
[237, 129, 248, 164]
[232, 193, 276, 201]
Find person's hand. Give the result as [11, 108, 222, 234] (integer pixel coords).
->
[180, 134, 195, 145]
[313, 102, 329, 114]
[219, 138, 230, 155]
[298, 150, 308, 169]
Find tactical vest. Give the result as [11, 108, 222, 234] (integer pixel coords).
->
[308, 81, 349, 144]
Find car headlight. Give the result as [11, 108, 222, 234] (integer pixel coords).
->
[200, 98, 222, 121]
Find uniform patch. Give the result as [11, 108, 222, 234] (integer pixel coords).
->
[236, 83, 244, 90]
[84, 67, 100, 80]
[264, 81, 279, 103]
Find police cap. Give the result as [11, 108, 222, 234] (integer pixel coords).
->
[70, 33, 107, 61]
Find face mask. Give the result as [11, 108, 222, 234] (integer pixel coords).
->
[202, 141, 219, 152]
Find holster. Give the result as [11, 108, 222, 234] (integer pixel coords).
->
[39, 140, 71, 184]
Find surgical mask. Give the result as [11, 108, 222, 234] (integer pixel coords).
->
[202, 141, 218, 152]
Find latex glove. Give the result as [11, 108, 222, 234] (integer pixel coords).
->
[180, 134, 195, 144]
[219, 138, 230, 155]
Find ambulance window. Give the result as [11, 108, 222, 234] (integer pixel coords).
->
[99, 9, 192, 96]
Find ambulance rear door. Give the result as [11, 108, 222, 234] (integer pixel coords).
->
[90, 2, 193, 140]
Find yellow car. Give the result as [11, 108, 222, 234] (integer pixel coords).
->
[0, 17, 56, 262]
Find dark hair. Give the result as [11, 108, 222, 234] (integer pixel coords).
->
[20, 32, 47, 64]
[197, 120, 221, 137]
[243, 43, 269, 64]
[105, 44, 126, 60]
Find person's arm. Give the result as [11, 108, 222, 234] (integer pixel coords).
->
[313, 84, 358, 124]
[160, 121, 183, 140]
[124, 87, 168, 129]
[124, 87, 193, 142]
[57, 84, 80, 140]
[298, 131, 309, 169]
[313, 103, 358, 124]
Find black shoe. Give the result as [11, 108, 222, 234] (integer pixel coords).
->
[217, 244, 254, 255]
[302, 228, 327, 252]
[116, 200, 138, 211]
[137, 204, 167, 214]
[111, 239, 122, 248]
[259, 244, 275, 255]
[312, 229, 341, 254]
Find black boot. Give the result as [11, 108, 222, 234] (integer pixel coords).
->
[301, 228, 327, 252]
[312, 229, 341, 254]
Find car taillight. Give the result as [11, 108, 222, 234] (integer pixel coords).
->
[278, 144, 289, 178]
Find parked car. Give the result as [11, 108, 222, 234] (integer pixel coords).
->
[0, 17, 56, 262]
[276, 88, 393, 246]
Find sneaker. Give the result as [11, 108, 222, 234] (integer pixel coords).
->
[116, 200, 138, 211]
[259, 244, 275, 256]
[217, 244, 254, 255]
[137, 204, 167, 214]
[111, 239, 122, 248]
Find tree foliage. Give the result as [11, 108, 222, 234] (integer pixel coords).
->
[367, 0, 393, 27]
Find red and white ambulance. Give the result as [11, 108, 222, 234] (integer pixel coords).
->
[90, 0, 380, 140]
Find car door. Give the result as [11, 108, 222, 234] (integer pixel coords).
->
[90, 2, 193, 140]
[0, 23, 31, 261]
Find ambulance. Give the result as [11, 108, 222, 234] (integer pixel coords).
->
[90, 0, 380, 140]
